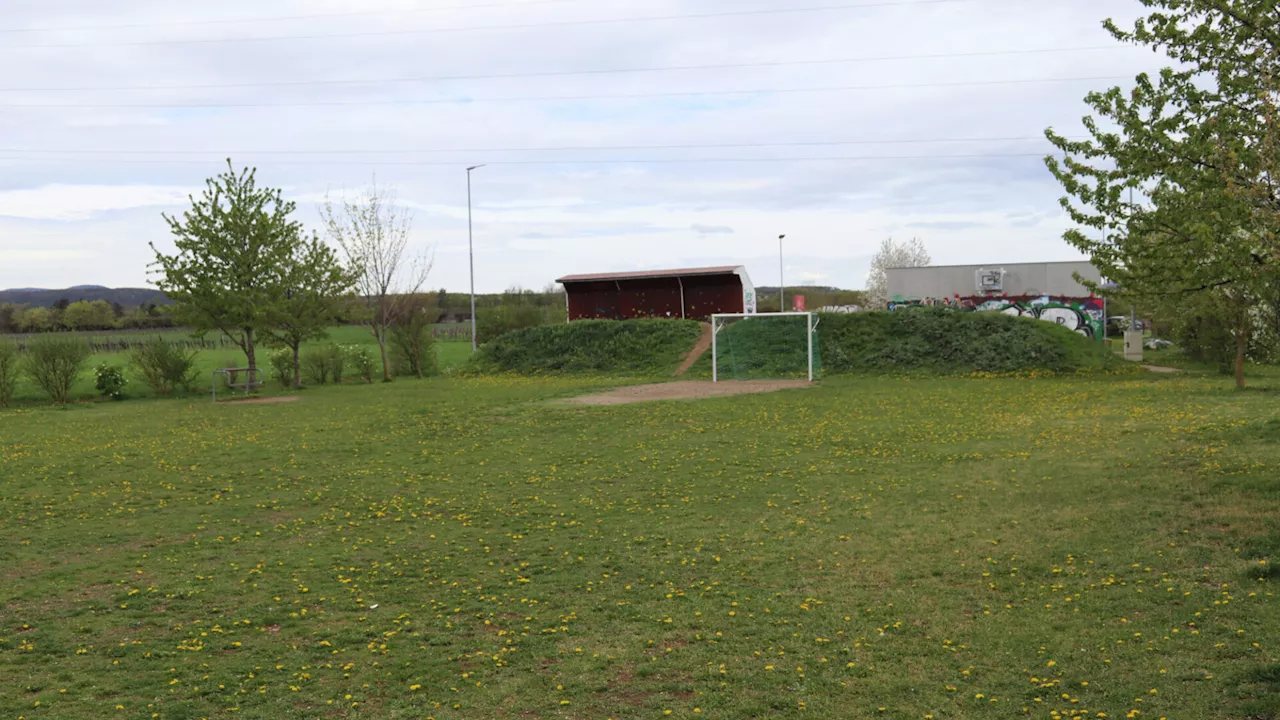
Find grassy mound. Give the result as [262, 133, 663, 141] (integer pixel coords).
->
[469, 319, 703, 375]
[820, 309, 1127, 375]
[712, 314, 820, 380]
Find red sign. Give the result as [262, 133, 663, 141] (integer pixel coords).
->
[792, 295, 806, 311]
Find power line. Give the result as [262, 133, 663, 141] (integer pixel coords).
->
[0, 135, 1059, 156]
[0, 151, 1060, 166]
[0, 75, 1127, 109]
[2, 0, 582, 34]
[6, 0, 973, 49]
[0, 45, 1121, 93]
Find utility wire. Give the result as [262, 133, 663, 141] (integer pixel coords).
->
[0, 136, 1059, 156]
[0, 75, 1127, 109]
[0, 45, 1121, 93]
[6, 0, 974, 49]
[2, 0, 582, 33]
[0, 152, 1061, 166]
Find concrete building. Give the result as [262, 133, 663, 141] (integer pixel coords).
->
[884, 261, 1107, 340]
[556, 266, 756, 321]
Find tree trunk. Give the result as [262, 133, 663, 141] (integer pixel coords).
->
[1234, 329, 1248, 390]
[292, 343, 302, 389]
[376, 325, 391, 381]
[244, 327, 257, 373]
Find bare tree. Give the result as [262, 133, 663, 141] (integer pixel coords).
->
[865, 237, 931, 308]
[320, 183, 432, 382]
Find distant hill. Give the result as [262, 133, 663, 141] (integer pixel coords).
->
[0, 287, 170, 307]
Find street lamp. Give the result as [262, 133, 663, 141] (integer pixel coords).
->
[467, 164, 486, 353]
[778, 234, 786, 312]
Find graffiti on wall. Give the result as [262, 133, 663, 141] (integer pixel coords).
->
[887, 295, 1105, 339]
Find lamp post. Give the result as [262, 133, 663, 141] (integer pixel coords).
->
[467, 164, 486, 352]
[778, 234, 786, 312]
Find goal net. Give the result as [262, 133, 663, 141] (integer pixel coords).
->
[711, 312, 821, 382]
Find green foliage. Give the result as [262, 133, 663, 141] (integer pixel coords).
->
[344, 345, 376, 383]
[129, 337, 200, 396]
[93, 363, 128, 400]
[266, 233, 356, 388]
[152, 160, 309, 371]
[477, 302, 559, 345]
[267, 348, 294, 388]
[470, 319, 703, 375]
[819, 310, 1125, 375]
[301, 345, 348, 386]
[0, 339, 16, 407]
[23, 334, 91, 404]
[390, 295, 439, 378]
[715, 315, 820, 379]
[62, 300, 117, 331]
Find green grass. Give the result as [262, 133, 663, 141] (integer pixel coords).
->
[0, 329, 473, 406]
[468, 319, 703, 375]
[1, 371, 1277, 719]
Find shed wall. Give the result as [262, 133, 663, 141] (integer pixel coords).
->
[565, 273, 744, 321]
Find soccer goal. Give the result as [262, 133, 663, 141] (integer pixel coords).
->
[711, 312, 821, 382]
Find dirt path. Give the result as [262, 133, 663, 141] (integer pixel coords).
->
[560, 380, 812, 406]
[674, 323, 713, 377]
[1143, 365, 1182, 374]
[220, 396, 302, 405]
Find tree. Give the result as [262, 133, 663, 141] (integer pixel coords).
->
[865, 238, 931, 308]
[267, 234, 356, 389]
[152, 161, 303, 375]
[62, 300, 116, 330]
[389, 293, 438, 379]
[1044, 1, 1280, 388]
[320, 183, 431, 382]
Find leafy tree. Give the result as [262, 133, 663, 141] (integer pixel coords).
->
[20, 307, 53, 332]
[267, 235, 356, 389]
[1044, 0, 1280, 388]
[320, 183, 432, 382]
[152, 161, 303, 374]
[62, 300, 116, 330]
[865, 238, 931, 308]
[390, 294, 439, 378]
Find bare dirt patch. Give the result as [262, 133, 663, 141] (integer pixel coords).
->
[222, 396, 302, 405]
[560, 380, 812, 406]
[673, 323, 713, 377]
[1143, 365, 1183, 374]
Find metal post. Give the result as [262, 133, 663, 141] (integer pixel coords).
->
[778, 234, 786, 312]
[678, 277, 686, 319]
[711, 315, 718, 383]
[807, 313, 814, 382]
[467, 164, 485, 352]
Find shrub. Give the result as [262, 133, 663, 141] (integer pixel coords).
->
[268, 348, 294, 387]
[301, 344, 347, 385]
[23, 334, 90, 404]
[344, 345, 376, 383]
[477, 303, 559, 345]
[0, 339, 17, 407]
[392, 319, 438, 378]
[130, 337, 200, 395]
[469, 319, 703, 375]
[302, 347, 332, 385]
[94, 363, 128, 400]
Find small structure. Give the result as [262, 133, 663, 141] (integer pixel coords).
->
[557, 266, 756, 321]
[885, 261, 1107, 339]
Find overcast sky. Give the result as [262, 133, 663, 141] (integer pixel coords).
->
[0, 0, 1164, 292]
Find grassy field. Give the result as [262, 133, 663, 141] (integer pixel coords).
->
[1, 371, 1278, 720]
[1, 326, 474, 405]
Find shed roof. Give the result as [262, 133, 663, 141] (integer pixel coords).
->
[557, 265, 743, 284]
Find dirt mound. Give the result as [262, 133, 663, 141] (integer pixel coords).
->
[560, 380, 811, 406]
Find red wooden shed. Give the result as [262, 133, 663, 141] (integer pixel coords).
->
[556, 266, 757, 321]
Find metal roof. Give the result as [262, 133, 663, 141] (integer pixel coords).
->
[557, 265, 744, 284]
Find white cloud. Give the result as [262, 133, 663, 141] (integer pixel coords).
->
[0, 184, 196, 221]
[0, 0, 1162, 289]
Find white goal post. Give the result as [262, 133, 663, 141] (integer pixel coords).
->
[711, 312, 819, 383]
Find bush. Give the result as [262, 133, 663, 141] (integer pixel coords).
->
[301, 344, 347, 385]
[469, 319, 703, 375]
[817, 309, 1125, 375]
[0, 339, 17, 407]
[392, 319, 438, 378]
[130, 337, 200, 395]
[345, 345, 376, 383]
[268, 348, 294, 387]
[94, 363, 128, 400]
[24, 334, 90, 404]
[477, 304, 559, 345]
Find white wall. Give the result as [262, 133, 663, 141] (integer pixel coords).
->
[886, 262, 1101, 299]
